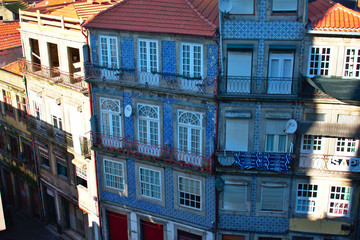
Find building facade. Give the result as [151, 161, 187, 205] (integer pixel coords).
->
[84, 0, 219, 238]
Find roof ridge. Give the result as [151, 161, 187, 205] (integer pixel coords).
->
[83, 0, 126, 25]
[332, 2, 360, 17]
[183, 0, 217, 30]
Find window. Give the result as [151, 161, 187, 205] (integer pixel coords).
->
[265, 120, 288, 153]
[56, 155, 68, 177]
[261, 184, 285, 211]
[100, 98, 121, 139]
[104, 159, 124, 190]
[328, 186, 351, 216]
[181, 43, 202, 78]
[178, 176, 201, 210]
[308, 47, 331, 77]
[52, 115, 62, 130]
[22, 141, 34, 170]
[2, 90, 13, 115]
[139, 39, 158, 73]
[272, 0, 297, 12]
[16, 95, 27, 121]
[227, 50, 252, 93]
[0, 129, 6, 153]
[137, 104, 160, 155]
[178, 111, 202, 154]
[76, 166, 87, 188]
[230, 0, 254, 14]
[9, 135, 19, 161]
[39, 146, 49, 167]
[335, 138, 357, 156]
[296, 183, 318, 213]
[32, 99, 42, 120]
[225, 118, 249, 151]
[49, 101, 62, 130]
[301, 135, 322, 153]
[139, 167, 161, 199]
[343, 48, 360, 78]
[99, 36, 118, 68]
[268, 52, 294, 94]
[223, 184, 247, 210]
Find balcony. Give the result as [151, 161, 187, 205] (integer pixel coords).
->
[24, 60, 87, 91]
[91, 133, 213, 172]
[85, 64, 216, 96]
[219, 76, 299, 97]
[29, 117, 91, 156]
[217, 151, 292, 173]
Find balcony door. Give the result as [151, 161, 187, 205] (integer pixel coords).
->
[268, 52, 293, 94]
[100, 98, 122, 148]
[227, 51, 251, 93]
[138, 40, 159, 86]
[48, 43, 60, 78]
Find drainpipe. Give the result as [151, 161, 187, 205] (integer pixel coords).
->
[22, 67, 45, 222]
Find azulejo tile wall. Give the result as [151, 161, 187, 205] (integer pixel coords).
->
[121, 38, 135, 69]
[162, 41, 176, 74]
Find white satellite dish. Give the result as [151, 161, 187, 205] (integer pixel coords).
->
[285, 119, 297, 134]
[124, 104, 132, 117]
[219, 0, 232, 13]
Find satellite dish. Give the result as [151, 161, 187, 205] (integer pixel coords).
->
[219, 0, 232, 13]
[285, 119, 297, 134]
[124, 104, 132, 117]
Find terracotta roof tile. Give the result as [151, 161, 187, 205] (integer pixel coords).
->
[84, 0, 218, 37]
[2, 59, 24, 76]
[308, 0, 360, 32]
[0, 22, 21, 51]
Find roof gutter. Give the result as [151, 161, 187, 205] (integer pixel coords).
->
[307, 30, 360, 36]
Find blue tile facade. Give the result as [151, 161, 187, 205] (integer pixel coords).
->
[162, 41, 176, 74]
[207, 45, 217, 79]
[90, 34, 98, 64]
[121, 38, 135, 69]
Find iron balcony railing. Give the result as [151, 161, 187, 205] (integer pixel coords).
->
[85, 64, 216, 96]
[91, 133, 213, 172]
[24, 60, 87, 91]
[29, 117, 91, 157]
[219, 75, 299, 95]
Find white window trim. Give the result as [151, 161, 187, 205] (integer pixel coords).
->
[99, 35, 119, 68]
[343, 47, 360, 79]
[307, 46, 332, 77]
[139, 167, 162, 200]
[295, 183, 318, 214]
[138, 39, 159, 73]
[300, 135, 323, 154]
[177, 110, 203, 154]
[180, 43, 203, 78]
[178, 176, 202, 210]
[327, 185, 351, 217]
[100, 97, 122, 138]
[103, 159, 125, 191]
[265, 134, 288, 153]
[137, 103, 160, 146]
[334, 138, 358, 156]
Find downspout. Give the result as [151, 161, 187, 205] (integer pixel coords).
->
[22, 66, 45, 222]
[213, 27, 220, 240]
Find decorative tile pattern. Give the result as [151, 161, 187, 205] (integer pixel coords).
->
[254, 105, 261, 152]
[162, 41, 176, 74]
[163, 98, 174, 147]
[121, 38, 135, 69]
[257, 39, 264, 87]
[206, 104, 216, 156]
[124, 92, 134, 140]
[207, 45, 217, 79]
[90, 34, 98, 64]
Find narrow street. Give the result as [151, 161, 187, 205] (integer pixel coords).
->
[0, 209, 63, 240]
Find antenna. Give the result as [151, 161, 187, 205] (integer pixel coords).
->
[284, 119, 297, 134]
[219, 0, 232, 13]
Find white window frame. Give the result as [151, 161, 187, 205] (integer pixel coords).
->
[222, 183, 247, 211]
[328, 185, 351, 217]
[178, 176, 202, 210]
[230, 0, 254, 14]
[99, 35, 119, 68]
[39, 146, 49, 167]
[76, 166, 87, 180]
[100, 97, 121, 138]
[138, 39, 159, 73]
[343, 48, 360, 79]
[272, 0, 297, 12]
[265, 134, 287, 153]
[335, 138, 358, 156]
[137, 103, 160, 146]
[260, 183, 286, 212]
[104, 159, 125, 191]
[295, 183, 318, 214]
[301, 135, 323, 154]
[180, 43, 203, 78]
[307, 46, 331, 77]
[139, 167, 161, 200]
[177, 110, 202, 154]
[268, 52, 294, 94]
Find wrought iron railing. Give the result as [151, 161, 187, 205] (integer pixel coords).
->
[24, 60, 87, 91]
[219, 76, 299, 95]
[91, 133, 213, 172]
[85, 64, 216, 96]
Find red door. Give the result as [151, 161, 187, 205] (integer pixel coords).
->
[141, 220, 164, 240]
[108, 211, 128, 240]
[178, 230, 202, 240]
